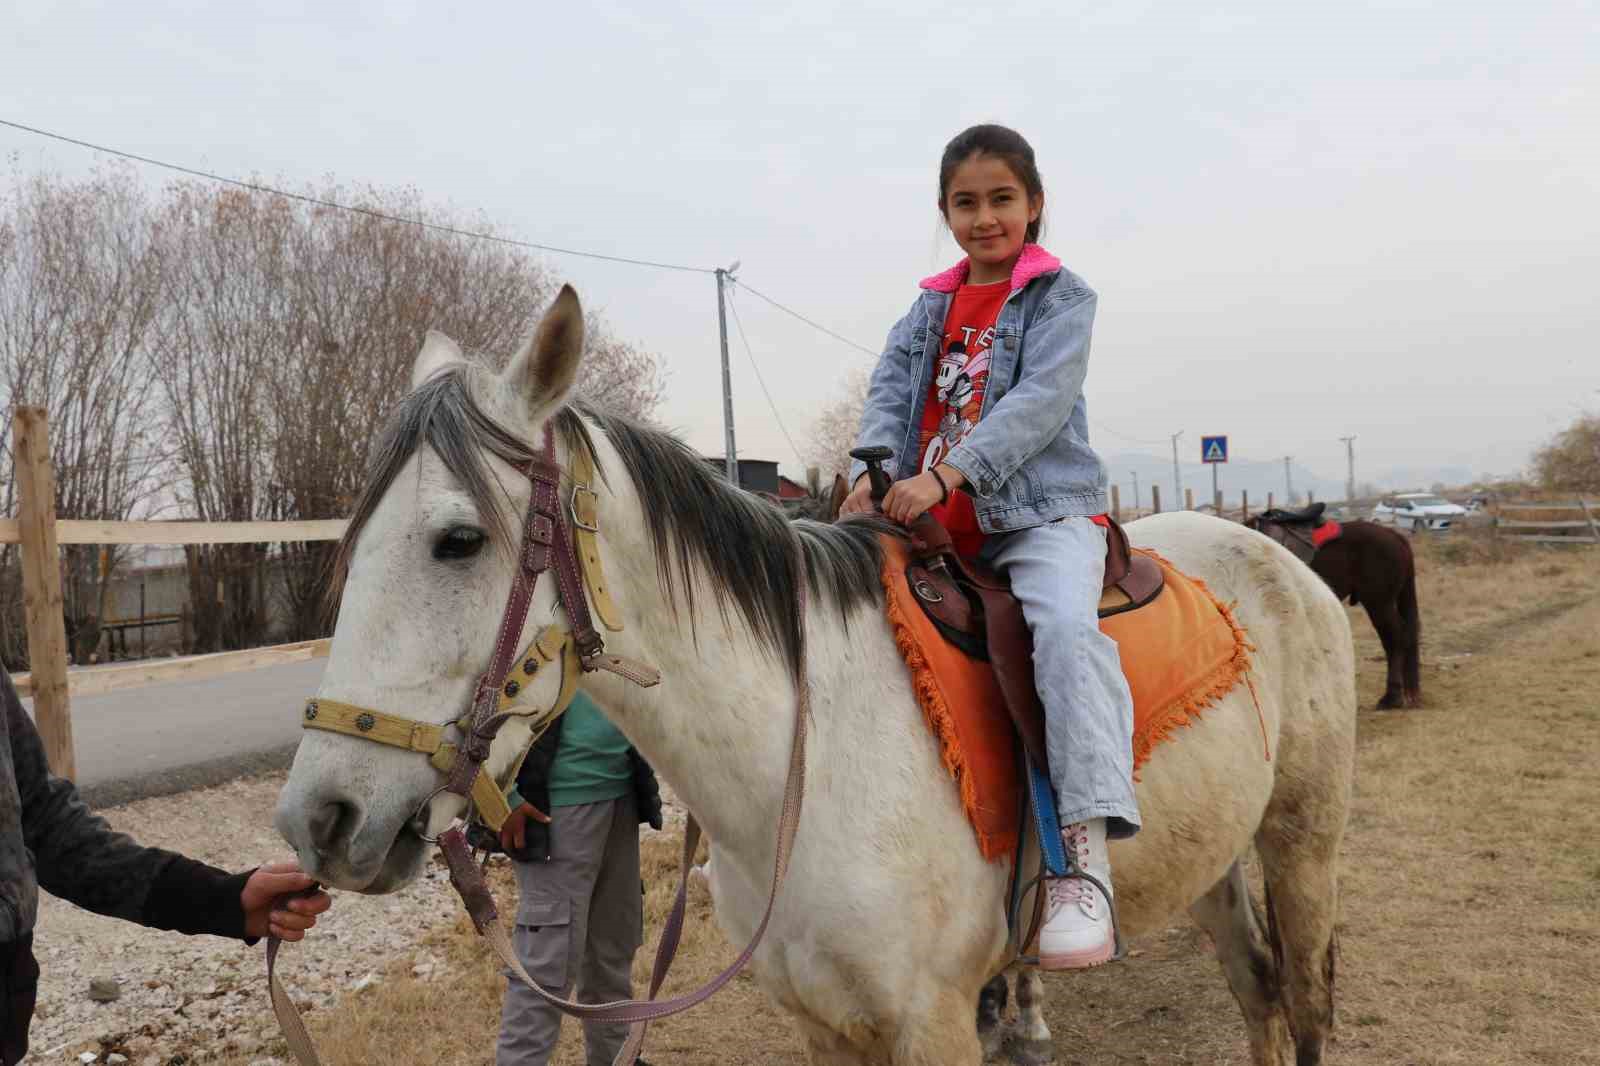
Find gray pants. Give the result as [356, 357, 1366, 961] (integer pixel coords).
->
[496, 796, 644, 1066]
[980, 518, 1141, 839]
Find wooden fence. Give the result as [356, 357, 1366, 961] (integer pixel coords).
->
[1495, 500, 1600, 544]
[5, 407, 347, 777]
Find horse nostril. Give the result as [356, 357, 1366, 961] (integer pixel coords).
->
[308, 798, 360, 854]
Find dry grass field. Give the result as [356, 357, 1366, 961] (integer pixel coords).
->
[218, 534, 1600, 1066]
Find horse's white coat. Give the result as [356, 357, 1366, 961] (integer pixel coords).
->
[275, 293, 1356, 1066]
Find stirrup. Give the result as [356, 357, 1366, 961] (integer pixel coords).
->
[1011, 761, 1127, 965]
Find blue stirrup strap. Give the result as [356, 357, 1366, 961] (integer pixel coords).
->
[1029, 760, 1067, 877]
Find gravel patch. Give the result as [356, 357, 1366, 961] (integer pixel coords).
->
[24, 771, 462, 1065]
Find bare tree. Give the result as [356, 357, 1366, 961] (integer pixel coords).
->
[1532, 413, 1600, 495]
[1, 167, 668, 658]
[0, 165, 167, 667]
[150, 179, 670, 645]
[577, 314, 667, 422]
[260, 181, 559, 639]
[806, 367, 870, 480]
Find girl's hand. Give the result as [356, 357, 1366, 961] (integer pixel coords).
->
[838, 475, 877, 517]
[883, 472, 946, 525]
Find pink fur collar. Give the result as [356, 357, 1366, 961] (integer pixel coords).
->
[919, 244, 1061, 293]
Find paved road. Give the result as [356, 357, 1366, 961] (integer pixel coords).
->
[20, 659, 326, 807]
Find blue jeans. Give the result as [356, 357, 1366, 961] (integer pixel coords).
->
[980, 519, 1140, 839]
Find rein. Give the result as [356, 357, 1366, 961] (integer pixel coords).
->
[269, 423, 812, 1066]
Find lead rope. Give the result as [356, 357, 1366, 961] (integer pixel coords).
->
[445, 559, 811, 1064]
[268, 548, 812, 1066]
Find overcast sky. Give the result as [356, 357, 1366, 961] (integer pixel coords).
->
[6, 1, 1595, 489]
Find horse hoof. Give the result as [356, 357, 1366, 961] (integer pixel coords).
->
[979, 1020, 1006, 1060]
[1375, 695, 1402, 711]
[1003, 1032, 1056, 1066]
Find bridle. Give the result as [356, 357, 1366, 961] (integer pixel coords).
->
[295, 424, 653, 837]
[268, 420, 813, 1066]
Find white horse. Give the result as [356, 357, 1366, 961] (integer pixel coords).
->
[275, 289, 1356, 1066]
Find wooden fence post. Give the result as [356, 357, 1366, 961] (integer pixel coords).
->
[13, 407, 75, 778]
[1267, 492, 1275, 512]
[1110, 485, 1121, 523]
[1579, 499, 1600, 544]
[1152, 484, 1162, 514]
[1215, 490, 1224, 514]
[1184, 488, 1194, 511]
[1241, 490, 1250, 522]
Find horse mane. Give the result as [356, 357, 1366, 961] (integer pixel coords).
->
[333, 364, 897, 681]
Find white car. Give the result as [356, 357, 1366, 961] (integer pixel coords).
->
[1371, 493, 1468, 532]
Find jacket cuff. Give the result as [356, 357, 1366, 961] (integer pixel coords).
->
[142, 857, 253, 940]
[941, 448, 996, 499]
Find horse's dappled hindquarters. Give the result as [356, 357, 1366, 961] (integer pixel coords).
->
[275, 291, 1356, 1066]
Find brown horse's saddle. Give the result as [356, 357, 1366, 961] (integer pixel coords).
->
[1257, 501, 1326, 526]
[1248, 503, 1342, 565]
[902, 514, 1164, 770]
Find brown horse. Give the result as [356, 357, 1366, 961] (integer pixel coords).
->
[1248, 504, 1421, 709]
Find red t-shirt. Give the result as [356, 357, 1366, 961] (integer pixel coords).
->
[916, 281, 1009, 557]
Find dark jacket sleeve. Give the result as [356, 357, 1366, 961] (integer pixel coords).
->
[629, 750, 663, 831]
[503, 713, 566, 862]
[6, 675, 251, 939]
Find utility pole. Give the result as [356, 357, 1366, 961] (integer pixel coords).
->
[1170, 431, 1184, 510]
[1284, 456, 1295, 501]
[1340, 435, 1357, 503]
[715, 262, 741, 487]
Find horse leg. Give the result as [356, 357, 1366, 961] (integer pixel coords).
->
[1189, 862, 1292, 1065]
[1003, 969, 1054, 1066]
[1397, 570, 1423, 707]
[796, 1017, 871, 1066]
[893, 989, 986, 1066]
[1363, 597, 1406, 709]
[977, 973, 1009, 1061]
[1256, 812, 1342, 1066]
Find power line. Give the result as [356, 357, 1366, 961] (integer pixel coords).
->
[0, 118, 716, 275]
[1091, 419, 1170, 448]
[725, 288, 806, 469]
[730, 279, 879, 358]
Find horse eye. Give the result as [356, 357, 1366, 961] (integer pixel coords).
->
[433, 526, 486, 560]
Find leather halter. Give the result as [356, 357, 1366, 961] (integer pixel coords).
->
[296, 427, 656, 832]
[270, 421, 813, 1066]
[300, 624, 580, 832]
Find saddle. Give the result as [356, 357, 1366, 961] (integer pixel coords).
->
[1257, 501, 1326, 526]
[903, 514, 1163, 771]
[1250, 502, 1341, 564]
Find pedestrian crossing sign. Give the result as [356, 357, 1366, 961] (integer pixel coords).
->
[1201, 435, 1228, 463]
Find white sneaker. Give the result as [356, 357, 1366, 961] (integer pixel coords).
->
[1038, 819, 1116, 970]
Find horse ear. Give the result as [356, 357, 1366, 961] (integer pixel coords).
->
[412, 330, 464, 390]
[827, 474, 849, 523]
[504, 286, 585, 422]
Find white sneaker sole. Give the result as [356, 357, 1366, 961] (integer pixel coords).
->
[1038, 937, 1116, 970]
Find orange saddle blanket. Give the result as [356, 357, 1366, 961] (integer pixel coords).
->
[880, 537, 1254, 861]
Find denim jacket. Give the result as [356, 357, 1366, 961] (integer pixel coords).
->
[848, 245, 1109, 532]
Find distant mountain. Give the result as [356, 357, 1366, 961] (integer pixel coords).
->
[1370, 465, 1480, 493]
